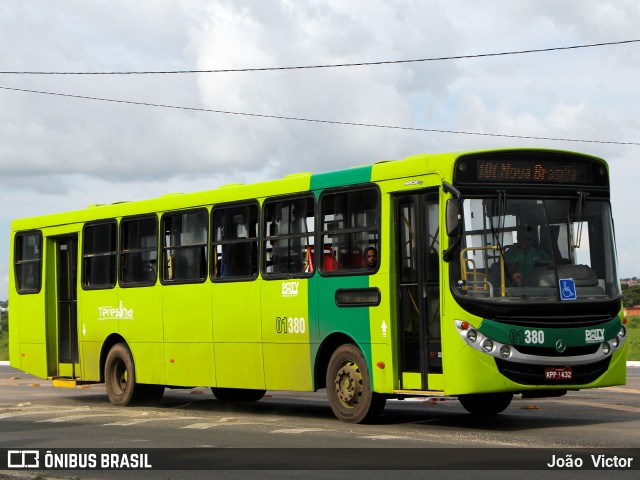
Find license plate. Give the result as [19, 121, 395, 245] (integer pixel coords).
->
[545, 367, 573, 380]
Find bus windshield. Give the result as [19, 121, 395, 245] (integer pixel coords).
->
[451, 195, 621, 305]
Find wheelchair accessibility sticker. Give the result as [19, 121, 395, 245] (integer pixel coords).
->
[559, 278, 577, 301]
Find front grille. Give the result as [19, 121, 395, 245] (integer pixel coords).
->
[513, 344, 600, 357]
[496, 357, 611, 385]
[492, 314, 616, 328]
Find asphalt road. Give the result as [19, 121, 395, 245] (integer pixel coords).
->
[0, 363, 639, 480]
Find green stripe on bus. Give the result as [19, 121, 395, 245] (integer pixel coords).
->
[310, 165, 373, 190]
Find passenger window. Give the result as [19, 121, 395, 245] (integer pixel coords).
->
[120, 215, 158, 287]
[82, 221, 117, 289]
[14, 231, 42, 294]
[211, 203, 258, 281]
[162, 209, 208, 284]
[263, 196, 315, 277]
[321, 187, 379, 274]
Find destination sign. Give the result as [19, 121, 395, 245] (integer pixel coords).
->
[477, 159, 590, 184]
[453, 152, 608, 187]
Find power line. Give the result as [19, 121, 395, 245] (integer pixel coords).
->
[1, 84, 638, 146]
[1, 39, 638, 75]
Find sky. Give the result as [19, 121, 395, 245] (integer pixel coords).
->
[1, 0, 639, 299]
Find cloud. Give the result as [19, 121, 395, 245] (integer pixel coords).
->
[2, 0, 459, 188]
[182, 0, 464, 174]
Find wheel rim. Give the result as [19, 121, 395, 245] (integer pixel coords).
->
[334, 360, 363, 408]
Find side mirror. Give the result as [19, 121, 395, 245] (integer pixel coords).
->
[442, 181, 462, 262]
[446, 198, 460, 237]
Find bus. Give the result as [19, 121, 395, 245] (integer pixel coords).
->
[9, 148, 627, 423]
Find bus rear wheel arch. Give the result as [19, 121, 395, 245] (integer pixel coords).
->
[104, 342, 164, 406]
[458, 392, 513, 415]
[326, 343, 386, 423]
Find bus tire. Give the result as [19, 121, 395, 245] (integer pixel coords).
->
[104, 342, 147, 406]
[458, 392, 513, 415]
[326, 344, 385, 423]
[211, 387, 266, 403]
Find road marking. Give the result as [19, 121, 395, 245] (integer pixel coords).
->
[103, 417, 188, 426]
[0, 411, 58, 419]
[0, 407, 100, 420]
[219, 417, 240, 422]
[358, 435, 407, 440]
[103, 419, 157, 426]
[182, 421, 259, 429]
[0, 405, 50, 413]
[183, 423, 229, 429]
[271, 428, 327, 434]
[182, 423, 223, 429]
[37, 413, 123, 423]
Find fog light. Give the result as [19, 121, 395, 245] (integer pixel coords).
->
[482, 339, 494, 352]
[466, 329, 477, 343]
[602, 342, 611, 355]
[499, 345, 511, 358]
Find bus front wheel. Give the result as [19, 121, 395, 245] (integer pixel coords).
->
[326, 344, 385, 423]
[458, 392, 513, 415]
[104, 343, 163, 406]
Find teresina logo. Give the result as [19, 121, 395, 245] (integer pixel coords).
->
[98, 301, 134, 321]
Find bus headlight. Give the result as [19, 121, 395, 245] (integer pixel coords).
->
[619, 326, 627, 338]
[466, 330, 478, 343]
[602, 342, 611, 355]
[482, 339, 494, 352]
[454, 319, 514, 360]
[611, 336, 619, 348]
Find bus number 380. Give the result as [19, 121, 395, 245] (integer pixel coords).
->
[276, 316, 306, 334]
[510, 329, 545, 345]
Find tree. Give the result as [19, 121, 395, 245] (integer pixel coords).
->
[622, 285, 640, 308]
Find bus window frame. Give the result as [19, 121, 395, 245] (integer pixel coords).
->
[210, 200, 260, 283]
[13, 230, 43, 294]
[81, 219, 118, 290]
[318, 184, 381, 276]
[262, 193, 316, 280]
[160, 207, 209, 286]
[119, 214, 159, 288]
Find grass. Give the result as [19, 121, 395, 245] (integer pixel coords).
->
[0, 329, 7, 361]
[624, 316, 640, 361]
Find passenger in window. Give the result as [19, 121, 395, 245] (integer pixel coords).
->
[365, 247, 378, 269]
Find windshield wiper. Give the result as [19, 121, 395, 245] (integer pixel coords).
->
[573, 191, 589, 249]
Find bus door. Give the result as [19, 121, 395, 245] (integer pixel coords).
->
[395, 192, 441, 390]
[55, 236, 79, 377]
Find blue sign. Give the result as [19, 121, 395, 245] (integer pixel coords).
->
[559, 278, 577, 301]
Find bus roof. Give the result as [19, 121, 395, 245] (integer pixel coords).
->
[10, 148, 605, 231]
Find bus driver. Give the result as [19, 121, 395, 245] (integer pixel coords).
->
[505, 224, 550, 285]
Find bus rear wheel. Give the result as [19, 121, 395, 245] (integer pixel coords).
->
[104, 343, 164, 406]
[458, 392, 513, 415]
[326, 344, 385, 423]
[211, 387, 266, 402]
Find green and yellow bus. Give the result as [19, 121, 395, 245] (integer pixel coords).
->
[9, 148, 627, 423]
